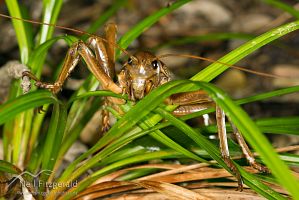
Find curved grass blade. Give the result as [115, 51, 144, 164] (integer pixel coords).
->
[159, 81, 299, 198]
[256, 117, 299, 129]
[68, 90, 126, 105]
[67, 77, 294, 198]
[58, 150, 182, 199]
[40, 103, 66, 185]
[191, 20, 299, 82]
[0, 160, 21, 174]
[38, 0, 63, 45]
[237, 85, 299, 105]
[0, 90, 58, 125]
[154, 33, 254, 49]
[127, 85, 299, 138]
[117, 0, 191, 56]
[77, 80, 191, 154]
[5, 0, 31, 64]
[180, 85, 299, 122]
[29, 35, 78, 75]
[139, 119, 206, 162]
[154, 109, 284, 200]
[82, 0, 128, 41]
[57, 113, 205, 187]
[261, 0, 299, 19]
[48, 81, 202, 196]
[60, 78, 299, 180]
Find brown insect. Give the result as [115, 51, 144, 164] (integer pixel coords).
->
[1, 14, 273, 190]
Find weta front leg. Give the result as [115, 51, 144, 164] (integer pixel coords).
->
[23, 41, 122, 96]
[23, 45, 81, 94]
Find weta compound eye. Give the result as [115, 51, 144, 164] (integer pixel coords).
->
[127, 57, 133, 65]
[151, 60, 159, 69]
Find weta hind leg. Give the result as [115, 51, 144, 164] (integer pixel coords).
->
[169, 91, 243, 190]
[87, 23, 118, 133]
[216, 106, 244, 190]
[230, 123, 270, 173]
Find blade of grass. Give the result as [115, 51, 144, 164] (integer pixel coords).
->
[261, 0, 299, 19]
[40, 103, 66, 181]
[157, 81, 299, 198]
[0, 160, 21, 174]
[4, 0, 33, 168]
[5, 0, 31, 63]
[155, 107, 285, 200]
[116, 0, 191, 56]
[81, 0, 128, 41]
[153, 33, 254, 50]
[60, 150, 182, 199]
[0, 90, 58, 125]
[38, 0, 63, 45]
[191, 20, 299, 81]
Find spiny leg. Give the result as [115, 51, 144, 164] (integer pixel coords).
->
[23, 41, 122, 97]
[23, 32, 123, 135]
[170, 91, 243, 188]
[216, 105, 243, 191]
[75, 41, 122, 94]
[230, 123, 269, 173]
[87, 23, 118, 132]
[86, 25, 116, 79]
[168, 90, 214, 125]
[169, 91, 244, 189]
[102, 23, 117, 132]
[104, 23, 117, 78]
[23, 46, 80, 94]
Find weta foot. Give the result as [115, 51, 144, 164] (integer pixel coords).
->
[22, 71, 61, 94]
[250, 161, 270, 173]
[223, 155, 243, 191]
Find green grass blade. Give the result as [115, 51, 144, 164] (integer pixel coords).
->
[237, 85, 299, 104]
[0, 90, 58, 125]
[154, 33, 254, 49]
[68, 91, 125, 105]
[28, 0, 63, 77]
[60, 150, 181, 199]
[155, 107, 285, 200]
[53, 81, 200, 186]
[178, 85, 299, 123]
[140, 119, 207, 162]
[81, 0, 128, 41]
[41, 103, 67, 178]
[86, 81, 187, 151]
[0, 160, 21, 174]
[191, 20, 299, 81]
[29, 35, 77, 75]
[3, 3, 32, 161]
[261, 0, 299, 19]
[38, 0, 63, 44]
[191, 81, 299, 198]
[117, 0, 191, 55]
[5, 0, 31, 63]
[256, 117, 299, 128]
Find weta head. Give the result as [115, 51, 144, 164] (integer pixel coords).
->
[118, 51, 170, 100]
